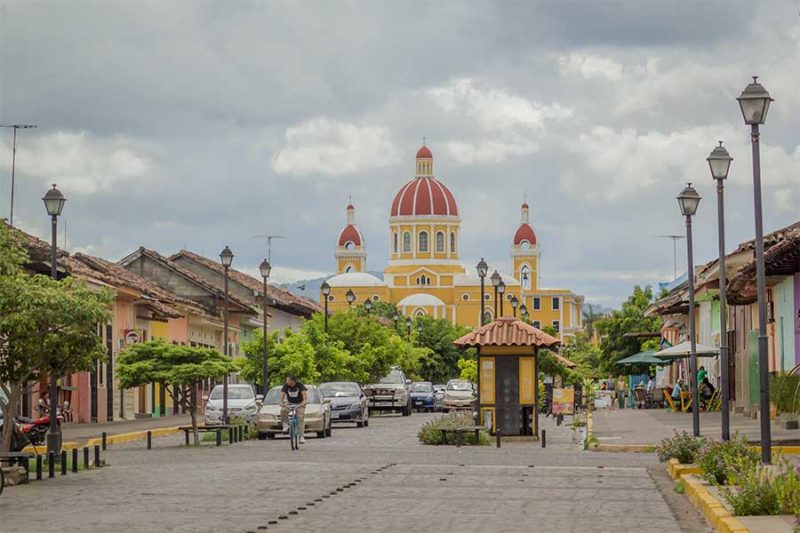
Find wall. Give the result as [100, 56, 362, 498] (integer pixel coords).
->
[774, 276, 795, 372]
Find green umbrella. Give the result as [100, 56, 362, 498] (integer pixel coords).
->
[614, 350, 669, 366]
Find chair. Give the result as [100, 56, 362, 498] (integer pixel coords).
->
[680, 391, 693, 413]
[704, 389, 721, 412]
[663, 389, 679, 413]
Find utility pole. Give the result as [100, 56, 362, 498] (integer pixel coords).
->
[1, 124, 37, 226]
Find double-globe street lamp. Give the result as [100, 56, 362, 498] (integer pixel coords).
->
[510, 295, 519, 318]
[405, 317, 412, 340]
[392, 311, 400, 333]
[497, 280, 506, 317]
[346, 289, 356, 308]
[520, 303, 528, 321]
[417, 322, 423, 346]
[219, 245, 234, 424]
[476, 258, 488, 325]
[677, 183, 701, 437]
[490, 270, 501, 318]
[364, 299, 373, 314]
[320, 281, 331, 332]
[707, 141, 733, 441]
[259, 259, 271, 395]
[43, 184, 66, 457]
[737, 76, 774, 463]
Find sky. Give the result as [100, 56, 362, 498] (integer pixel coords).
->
[0, 1, 798, 308]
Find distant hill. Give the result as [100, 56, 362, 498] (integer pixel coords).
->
[583, 302, 614, 317]
[278, 271, 385, 302]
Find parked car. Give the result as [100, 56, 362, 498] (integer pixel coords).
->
[319, 381, 369, 427]
[255, 385, 332, 439]
[204, 384, 260, 424]
[433, 384, 446, 411]
[409, 382, 436, 412]
[441, 379, 476, 412]
[363, 367, 412, 416]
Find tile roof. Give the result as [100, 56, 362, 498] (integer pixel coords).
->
[453, 317, 561, 349]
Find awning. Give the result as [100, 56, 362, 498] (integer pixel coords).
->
[655, 341, 718, 361]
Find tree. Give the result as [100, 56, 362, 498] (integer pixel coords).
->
[117, 341, 234, 444]
[594, 285, 661, 373]
[0, 224, 113, 452]
[415, 315, 475, 383]
[457, 358, 477, 383]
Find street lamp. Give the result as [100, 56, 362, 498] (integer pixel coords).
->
[476, 258, 488, 326]
[42, 184, 65, 458]
[320, 281, 331, 332]
[510, 295, 519, 317]
[405, 317, 412, 340]
[219, 245, 234, 424]
[677, 183, 701, 437]
[259, 259, 271, 395]
[417, 322, 423, 346]
[520, 303, 528, 320]
[346, 289, 356, 307]
[738, 76, 774, 463]
[497, 280, 506, 317]
[364, 299, 373, 314]
[491, 270, 501, 318]
[392, 311, 400, 333]
[708, 141, 733, 441]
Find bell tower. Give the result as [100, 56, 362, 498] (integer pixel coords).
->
[335, 203, 366, 274]
[511, 202, 540, 291]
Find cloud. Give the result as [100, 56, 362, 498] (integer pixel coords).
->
[271, 118, 399, 177]
[559, 53, 623, 81]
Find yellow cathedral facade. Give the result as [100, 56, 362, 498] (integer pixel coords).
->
[322, 145, 584, 343]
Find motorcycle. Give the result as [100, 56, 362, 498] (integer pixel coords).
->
[0, 413, 62, 452]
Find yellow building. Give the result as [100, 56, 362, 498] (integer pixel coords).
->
[322, 145, 584, 342]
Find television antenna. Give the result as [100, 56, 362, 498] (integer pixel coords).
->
[654, 235, 685, 281]
[253, 235, 286, 262]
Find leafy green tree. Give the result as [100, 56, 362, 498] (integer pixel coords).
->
[0, 224, 113, 452]
[117, 341, 234, 444]
[457, 358, 477, 382]
[415, 315, 475, 383]
[594, 285, 661, 373]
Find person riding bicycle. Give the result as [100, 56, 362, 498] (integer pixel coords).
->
[280, 374, 308, 444]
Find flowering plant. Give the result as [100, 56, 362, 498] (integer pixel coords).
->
[656, 430, 706, 464]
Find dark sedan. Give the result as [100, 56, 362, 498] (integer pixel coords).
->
[319, 382, 370, 428]
[410, 382, 436, 412]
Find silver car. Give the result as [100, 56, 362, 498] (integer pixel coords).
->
[319, 382, 369, 427]
[441, 380, 476, 412]
[204, 384, 259, 424]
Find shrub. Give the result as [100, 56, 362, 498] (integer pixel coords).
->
[720, 457, 782, 516]
[656, 430, 706, 464]
[696, 434, 759, 485]
[774, 463, 800, 523]
[771, 373, 800, 416]
[417, 412, 489, 446]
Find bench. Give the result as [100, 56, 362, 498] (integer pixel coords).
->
[178, 425, 232, 446]
[0, 452, 34, 483]
[439, 426, 483, 447]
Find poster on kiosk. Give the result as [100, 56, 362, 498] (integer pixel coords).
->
[552, 387, 574, 415]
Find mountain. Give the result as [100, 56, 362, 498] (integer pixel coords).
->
[278, 271, 385, 302]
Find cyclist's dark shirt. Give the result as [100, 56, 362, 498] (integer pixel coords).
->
[281, 382, 307, 404]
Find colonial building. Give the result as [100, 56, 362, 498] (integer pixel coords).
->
[321, 145, 584, 341]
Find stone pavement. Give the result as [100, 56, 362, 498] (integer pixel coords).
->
[0, 413, 705, 532]
[593, 409, 800, 446]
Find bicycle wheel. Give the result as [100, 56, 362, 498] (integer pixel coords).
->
[290, 419, 299, 450]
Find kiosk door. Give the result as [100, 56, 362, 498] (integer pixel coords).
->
[495, 357, 521, 435]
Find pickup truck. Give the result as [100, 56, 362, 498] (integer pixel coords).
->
[363, 368, 412, 416]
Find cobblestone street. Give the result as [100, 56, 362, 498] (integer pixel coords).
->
[0, 414, 704, 533]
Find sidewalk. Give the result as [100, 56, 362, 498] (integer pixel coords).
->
[61, 414, 192, 443]
[592, 408, 800, 447]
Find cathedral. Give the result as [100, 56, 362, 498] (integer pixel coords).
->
[321, 145, 584, 342]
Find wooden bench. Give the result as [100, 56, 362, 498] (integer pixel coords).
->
[0, 452, 34, 483]
[439, 426, 483, 447]
[178, 425, 231, 446]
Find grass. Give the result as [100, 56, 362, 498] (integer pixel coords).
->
[674, 479, 686, 494]
[26, 453, 96, 474]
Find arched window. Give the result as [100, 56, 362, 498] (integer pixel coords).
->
[403, 232, 411, 252]
[450, 232, 456, 253]
[483, 310, 492, 324]
[435, 231, 445, 252]
[393, 232, 398, 253]
[418, 231, 429, 253]
[414, 309, 426, 317]
[345, 241, 354, 251]
[345, 265, 353, 273]
[521, 265, 531, 290]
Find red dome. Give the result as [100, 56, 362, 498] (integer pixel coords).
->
[338, 225, 363, 247]
[416, 145, 433, 159]
[513, 223, 537, 246]
[391, 177, 458, 217]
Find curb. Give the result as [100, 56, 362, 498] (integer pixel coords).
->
[84, 427, 181, 448]
[667, 458, 702, 479]
[594, 444, 656, 453]
[22, 441, 80, 454]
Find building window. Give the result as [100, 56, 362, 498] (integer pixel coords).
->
[414, 309, 426, 317]
[328, 295, 335, 302]
[462, 293, 469, 301]
[552, 320, 560, 332]
[521, 265, 531, 290]
[345, 241, 354, 250]
[436, 231, 445, 252]
[418, 231, 429, 252]
[532, 321, 541, 329]
[483, 310, 492, 323]
[345, 266, 353, 273]
[403, 232, 411, 252]
[372, 294, 380, 301]
[393, 232, 398, 253]
[519, 240, 530, 250]
[416, 275, 431, 286]
[533, 297, 541, 310]
[450, 232, 456, 253]
[484, 294, 490, 301]
[552, 297, 560, 310]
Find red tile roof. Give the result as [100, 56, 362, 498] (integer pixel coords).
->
[453, 317, 560, 348]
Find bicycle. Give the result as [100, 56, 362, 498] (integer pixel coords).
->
[287, 406, 300, 451]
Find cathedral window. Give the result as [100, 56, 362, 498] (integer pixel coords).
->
[418, 231, 429, 253]
[393, 232, 398, 253]
[435, 231, 445, 252]
[403, 232, 411, 252]
[345, 266, 353, 273]
[345, 241, 354, 251]
[533, 297, 541, 310]
[521, 265, 531, 290]
[462, 293, 469, 301]
[483, 310, 492, 323]
[450, 232, 456, 253]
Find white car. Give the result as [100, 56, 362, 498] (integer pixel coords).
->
[204, 384, 260, 424]
[256, 385, 332, 439]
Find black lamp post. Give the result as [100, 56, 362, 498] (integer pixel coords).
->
[259, 259, 271, 395]
[497, 280, 506, 317]
[42, 184, 65, 457]
[320, 281, 331, 332]
[364, 299, 373, 314]
[708, 141, 733, 441]
[490, 270, 501, 318]
[520, 303, 528, 321]
[392, 311, 400, 333]
[477, 258, 488, 325]
[405, 317, 412, 340]
[219, 245, 234, 424]
[510, 295, 519, 318]
[417, 322, 423, 346]
[677, 183, 701, 437]
[738, 76, 774, 463]
[346, 289, 356, 308]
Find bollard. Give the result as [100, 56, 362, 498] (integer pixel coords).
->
[102, 432, 107, 451]
[216, 429, 221, 447]
[36, 455, 42, 480]
[94, 445, 100, 467]
[72, 448, 78, 473]
[61, 451, 68, 475]
[147, 430, 152, 450]
[229, 426, 234, 445]
[556, 413, 563, 426]
[495, 431, 501, 448]
[48, 452, 55, 478]
[83, 447, 90, 469]
[238, 425, 244, 442]
[541, 429, 546, 448]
